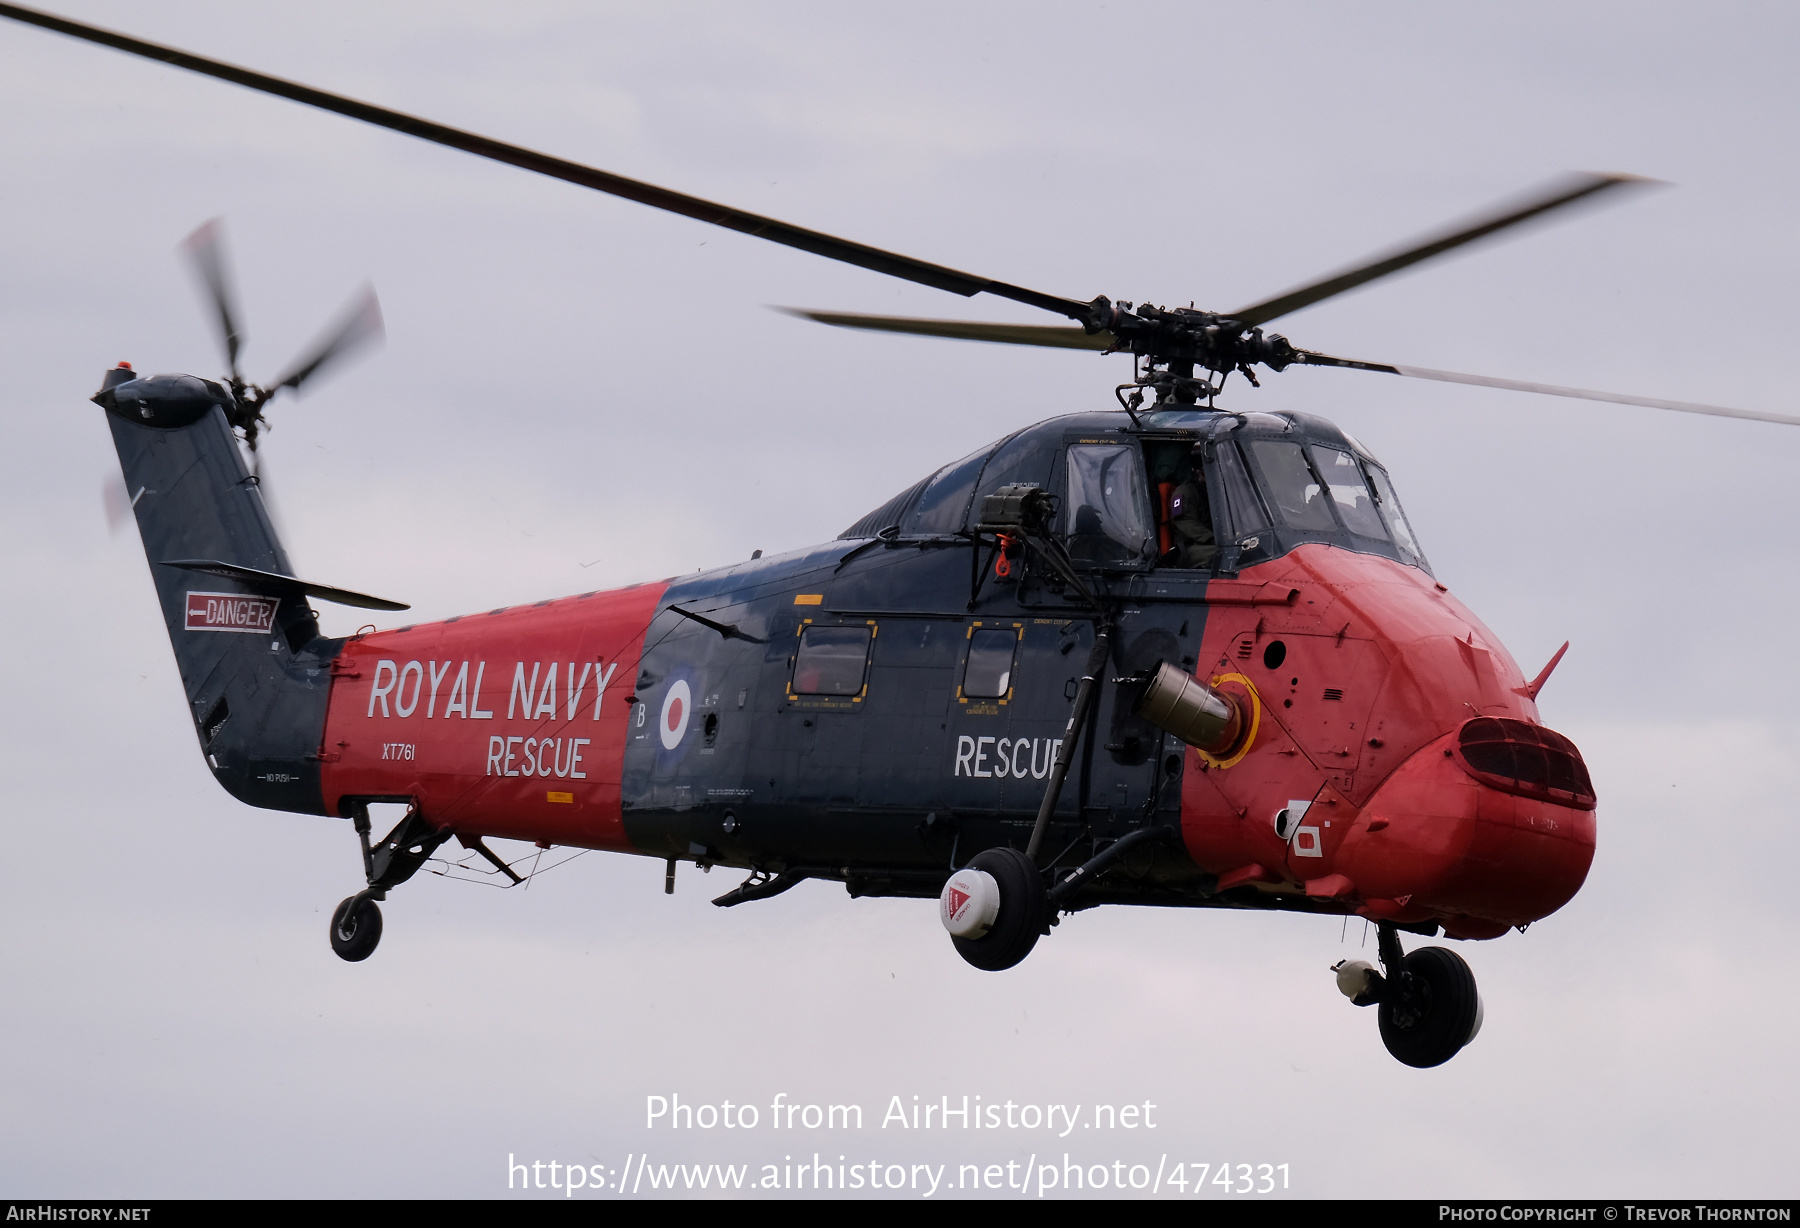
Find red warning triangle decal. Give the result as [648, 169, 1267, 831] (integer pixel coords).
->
[946, 886, 971, 918]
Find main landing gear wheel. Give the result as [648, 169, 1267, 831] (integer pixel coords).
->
[328, 804, 450, 963]
[329, 894, 383, 963]
[940, 847, 1050, 972]
[1378, 946, 1483, 1068]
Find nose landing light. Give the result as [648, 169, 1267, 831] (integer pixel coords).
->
[1455, 717, 1596, 810]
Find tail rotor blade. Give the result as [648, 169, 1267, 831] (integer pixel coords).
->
[270, 285, 384, 394]
[102, 473, 135, 536]
[180, 218, 246, 381]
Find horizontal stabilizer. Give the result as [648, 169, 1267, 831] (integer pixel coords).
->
[160, 559, 409, 611]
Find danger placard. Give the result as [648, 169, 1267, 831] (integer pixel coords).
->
[185, 591, 279, 634]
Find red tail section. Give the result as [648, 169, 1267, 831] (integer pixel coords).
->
[319, 582, 669, 850]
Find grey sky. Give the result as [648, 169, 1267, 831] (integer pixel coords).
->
[0, 1, 1794, 1199]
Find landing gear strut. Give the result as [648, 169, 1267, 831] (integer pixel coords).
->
[1334, 922, 1484, 1068]
[329, 802, 451, 963]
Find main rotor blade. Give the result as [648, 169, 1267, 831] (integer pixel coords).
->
[779, 308, 1114, 351]
[0, 3, 1094, 324]
[1294, 351, 1800, 427]
[1231, 173, 1656, 329]
[271, 286, 384, 393]
[180, 217, 244, 380]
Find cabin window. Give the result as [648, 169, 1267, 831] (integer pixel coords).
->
[962, 627, 1020, 699]
[1309, 445, 1389, 541]
[792, 624, 873, 696]
[1248, 439, 1338, 533]
[1065, 443, 1152, 564]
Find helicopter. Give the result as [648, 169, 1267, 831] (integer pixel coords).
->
[7, 3, 1796, 1072]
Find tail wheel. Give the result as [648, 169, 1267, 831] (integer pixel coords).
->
[329, 894, 383, 963]
[948, 847, 1049, 972]
[1378, 946, 1481, 1068]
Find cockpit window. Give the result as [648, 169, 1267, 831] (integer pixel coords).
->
[1065, 443, 1152, 564]
[1213, 440, 1269, 537]
[1248, 440, 1337, 533]
[1309, 445, 1389, 541]
[1366, 463, 1425, 566]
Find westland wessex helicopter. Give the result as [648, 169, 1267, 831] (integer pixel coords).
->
[11, 4, 1797, 1069]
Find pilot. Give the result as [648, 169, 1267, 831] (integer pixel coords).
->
[1167, 469, 1217, 568]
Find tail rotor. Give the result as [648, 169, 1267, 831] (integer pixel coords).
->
[180, 218, 247, 389]
[269, 284, 385, 397]
[178, 218, 384, 479]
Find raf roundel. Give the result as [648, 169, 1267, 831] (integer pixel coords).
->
[659, 679, 693, 751]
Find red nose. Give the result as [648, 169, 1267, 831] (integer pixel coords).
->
[1335, 720, 1597, 935]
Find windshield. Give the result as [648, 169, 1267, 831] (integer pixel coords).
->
[1365, 462, 1426, 565]
[1229, 430, 1429, 571]
[1309, 445, 1388, 540]
[1248, 440, 1336, 532]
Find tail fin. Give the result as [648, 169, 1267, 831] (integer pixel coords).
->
[96, 365, 338, 814]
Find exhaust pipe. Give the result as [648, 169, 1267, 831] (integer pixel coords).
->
[1133, 661, 1245, 757]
